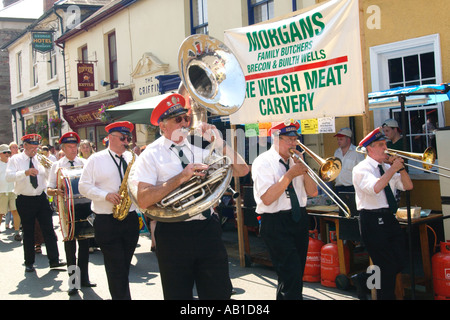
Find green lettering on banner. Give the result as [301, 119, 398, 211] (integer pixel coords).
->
[304, 65, 347, 90]
[246, 12, 325, 52]
[258, 93, 314, 116]
[257, 74, 301, 97]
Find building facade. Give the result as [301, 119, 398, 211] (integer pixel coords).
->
[4, 0, 111, 146]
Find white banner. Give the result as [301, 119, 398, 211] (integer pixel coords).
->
[224, 0, 365, 125]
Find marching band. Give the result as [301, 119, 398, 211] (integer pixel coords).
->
[6, 33, 447, 302]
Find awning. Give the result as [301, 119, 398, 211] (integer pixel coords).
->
[106, 93, 172, 124]
[368, 83, 450, 109]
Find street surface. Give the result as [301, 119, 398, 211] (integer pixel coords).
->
[0, 214, 358, 301]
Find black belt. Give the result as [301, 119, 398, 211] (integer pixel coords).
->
[264, 208, 305, 215]
[359, 208, 391, 214]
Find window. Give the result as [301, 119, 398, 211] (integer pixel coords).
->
[31, 48, 38, 87]
[248, 0, 274, 25]
[17, 51, 22, 93]
[370, 34, 443, 155]
[387, 51, 438, 153]
[191, 0, 208, 34]
[81, 45, 90, 97]
[48, 49, 57, 80]
[107, 32, 118, 89]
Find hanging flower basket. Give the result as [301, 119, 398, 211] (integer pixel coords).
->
[49, 117, 63, 130]
[99, 104, 115, 122]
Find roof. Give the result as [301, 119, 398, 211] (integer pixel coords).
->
[0, 0, 43, 19]
[56, 0, 136, 43]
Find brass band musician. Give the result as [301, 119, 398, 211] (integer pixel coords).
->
[6, 134, 66, 272]
[47, 132, 96, 296]
[79, 121, 139, 300]
[352, 127, 413, 300]
[252, 120, 318, 300]
[133, 93, 249, 300]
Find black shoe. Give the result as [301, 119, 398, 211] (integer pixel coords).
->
[81, 281, 97, 288]
[50, 260, 67, 269]
[68, 288, 78, 296]
[25, 265, 35, 272]
[351, 273, 370, 300]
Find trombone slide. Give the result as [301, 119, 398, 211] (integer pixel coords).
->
[290, 151, 351, 218]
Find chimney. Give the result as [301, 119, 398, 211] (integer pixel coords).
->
[3, 0, 20, 7]
[44, 0, 58, 12]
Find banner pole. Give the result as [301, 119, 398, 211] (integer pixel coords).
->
[231, 124, 246, 267]
[359, 0, 370, 136]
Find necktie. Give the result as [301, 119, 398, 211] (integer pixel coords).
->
[378, 164, 398, 214]
[279, 159, 301, 222]
[68, 160, 74, 167]
[171, 144, 190, 169]
[115, 155, 127, 181]
[29, 157, 38, 189]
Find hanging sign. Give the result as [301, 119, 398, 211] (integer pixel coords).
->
[77, 63, 95, 91]
[32, 32, 53, 53]
[224, 0, 365, 125]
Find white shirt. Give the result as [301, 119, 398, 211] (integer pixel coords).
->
[352, 155, 405, 211]
[252, 146, 308, 214]
[131, 136, 211, 221]
[333, 144, 365, 187]
[79, 148, 136, 215]
[47, 156, 86, 189]
[5, 152, 48, 196]
[0, 161, 14, 194]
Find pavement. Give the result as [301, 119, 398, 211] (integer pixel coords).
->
[0, 214, 359, 301]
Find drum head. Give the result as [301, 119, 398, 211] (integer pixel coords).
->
[57, 168, 75, 241]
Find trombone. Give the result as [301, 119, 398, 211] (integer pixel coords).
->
[290, 140, 351, 218]
[386, 147, 450, 179]
[356, 146, 450, 179]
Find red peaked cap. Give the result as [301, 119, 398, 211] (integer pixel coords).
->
[105, 121, 134, 134]
[268, 121, 300, 137]
[21, 133, 42, 145]
[358, 127, 386, 148]
[59, 131, 80, 144]
[150, 93, 187, 126]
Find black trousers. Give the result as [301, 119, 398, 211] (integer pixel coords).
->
[155, 216, 232, 300]
[359, 209, 406, 300]
[260, 208, 309, 300]
[93, 211, 139, 300]
[65, 203, 93, 285]
[16, 193, 60, 267]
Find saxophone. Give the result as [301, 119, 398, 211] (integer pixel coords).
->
[112, 149, 136, 221]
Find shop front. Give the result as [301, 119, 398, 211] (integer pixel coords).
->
[10, 89, 61, 146]
[61, 89, 133, 151]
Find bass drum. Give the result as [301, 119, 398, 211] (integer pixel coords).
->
[56, 166, 94, 241]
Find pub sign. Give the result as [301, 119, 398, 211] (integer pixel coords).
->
[77, 63, 95, 91]
[32, 32, 53, 53]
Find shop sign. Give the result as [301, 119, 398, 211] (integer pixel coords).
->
[77, 63, 95, 91]
[32, 32, 53, 53]
[133, 73, 161, 100]
[65, 108, 102, 128]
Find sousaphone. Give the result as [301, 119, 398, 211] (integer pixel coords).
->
[128, 34, 246, 222]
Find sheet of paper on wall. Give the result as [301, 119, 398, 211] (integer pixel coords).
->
[318, 117, 335, 133]
[301, 119, 319, 134]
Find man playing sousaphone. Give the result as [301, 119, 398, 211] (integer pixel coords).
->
[47, 132, 96, 296]
[132, 93, 248, 299]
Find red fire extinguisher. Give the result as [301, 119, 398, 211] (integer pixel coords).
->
[320, 230, 350, 288]
[432, 241, 450, 300]
[303, 230, 324, 282]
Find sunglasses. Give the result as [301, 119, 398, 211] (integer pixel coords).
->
[173, 115, 191, 124]
[2, 151, 11, 154]
[110, 134, 132, 142]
